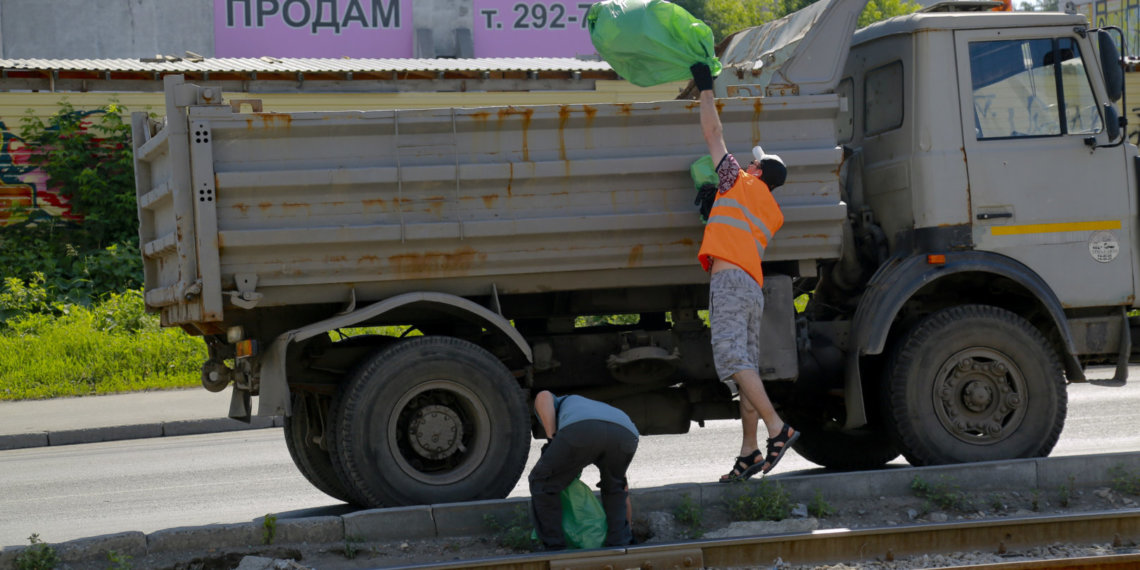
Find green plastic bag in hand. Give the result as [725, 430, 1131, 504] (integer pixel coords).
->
[587, 0, 721, 87]
[561, 478, 608, 549]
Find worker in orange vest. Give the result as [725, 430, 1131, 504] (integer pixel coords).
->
[691, 62, 800, 482]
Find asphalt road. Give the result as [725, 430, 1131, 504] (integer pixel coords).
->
[2, 366, 1139, 548]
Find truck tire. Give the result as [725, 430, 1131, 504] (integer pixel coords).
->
[792, 426, 900, 470]
[329, 336, 530, 508]
[882, 304, 1066, 465]
[283, 393, 355, 503]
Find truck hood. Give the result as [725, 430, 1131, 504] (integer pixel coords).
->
[715, 0, 869, 97]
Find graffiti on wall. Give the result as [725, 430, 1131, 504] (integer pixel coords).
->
[0, 113, 97, 226]
[1075, 0, 1140, 57]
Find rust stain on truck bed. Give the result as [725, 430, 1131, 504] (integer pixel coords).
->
[389, 247, 487, 276]
[245, 114, 293, 129]
[628, 244, 644, 267]
[498, 107, 533, 162]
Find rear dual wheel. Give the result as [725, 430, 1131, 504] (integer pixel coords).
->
[283, 392, 354, 503]
[327, 336, 531, 507]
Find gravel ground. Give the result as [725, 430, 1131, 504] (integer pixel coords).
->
[143, 478, 1140, 570]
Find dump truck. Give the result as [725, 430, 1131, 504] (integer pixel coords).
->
[132, 0, 1136, 507]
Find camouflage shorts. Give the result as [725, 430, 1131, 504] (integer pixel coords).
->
[709, 268, 764, 383]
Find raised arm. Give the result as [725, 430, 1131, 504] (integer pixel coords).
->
[692, 63, 728, 165]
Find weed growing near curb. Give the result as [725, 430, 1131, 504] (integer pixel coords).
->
[1058, 475, 1076, 508]
[14, 534, 59, 570]
[673, 493, 703, 538]
[484, 506, 541, 552]
[911, 475, 973, 512]
[988, 494, 1006, 512]
[1031, 488, 1041, 511]
[343, 535, 363, 560]
[807, 490, 834, 518]
[1109, 465, 1140, 495]
[106, 549, 132, 570]
[727, 478, 792, 521]
[262, 514, 277, 545]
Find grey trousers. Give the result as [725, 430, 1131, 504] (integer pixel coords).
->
[528, 420, 639, 549]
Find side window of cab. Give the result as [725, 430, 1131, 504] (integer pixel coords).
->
[970, 37, 1102, 139]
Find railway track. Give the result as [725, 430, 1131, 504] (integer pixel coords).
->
[398, 509, 1140, 570]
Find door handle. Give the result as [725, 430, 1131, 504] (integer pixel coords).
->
[976, 212, 1012, 220]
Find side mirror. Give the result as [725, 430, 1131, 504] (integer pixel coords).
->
[1088, 104, 1123, 148]
[1099, 32, 1123, 102]
[1104, 103, 1121, 141]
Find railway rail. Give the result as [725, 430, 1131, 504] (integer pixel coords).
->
[400, 509, 1140, 570]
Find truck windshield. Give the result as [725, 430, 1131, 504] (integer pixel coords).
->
[970, 37, 1102, 139]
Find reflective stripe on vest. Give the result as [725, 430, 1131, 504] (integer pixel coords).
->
[704, 215, 769, 262]
[707, 196, 776, 244]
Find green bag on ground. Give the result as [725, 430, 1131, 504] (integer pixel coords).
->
[587, 0, 721, 87]
[560, 478, 608, 549]
[532, 477, 608, 549]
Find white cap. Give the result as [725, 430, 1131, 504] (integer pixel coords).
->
[752, 145, 784, 166]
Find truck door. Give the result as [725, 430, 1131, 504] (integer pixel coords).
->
[956, 29, 1134, 307]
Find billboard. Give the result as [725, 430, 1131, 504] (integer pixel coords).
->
[215, 0, 599, 58]
[216, 0, 415, 58]
[472, 0, 597, 57]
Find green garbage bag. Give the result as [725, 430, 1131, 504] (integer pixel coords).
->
[560, 478, 608, 549]
[531, 477, 608, 549]
[587, 0, 722, 87]
[690, 154, 716, 190]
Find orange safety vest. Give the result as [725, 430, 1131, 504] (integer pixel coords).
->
[697, 169, 783, 286]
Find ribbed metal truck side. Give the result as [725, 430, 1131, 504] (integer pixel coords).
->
[131, 61, 845, 504]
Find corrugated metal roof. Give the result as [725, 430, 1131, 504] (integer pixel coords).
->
[0, 57, 613, 74]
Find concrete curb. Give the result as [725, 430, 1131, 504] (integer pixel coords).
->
[5, 451, 1140, 568]
[0, 416, 283, 451]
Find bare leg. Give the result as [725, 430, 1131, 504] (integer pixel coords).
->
[738, 389, 761, 456]
[733, 369, 784, 440]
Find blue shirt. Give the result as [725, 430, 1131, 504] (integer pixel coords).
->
[554, 395, 639, 437]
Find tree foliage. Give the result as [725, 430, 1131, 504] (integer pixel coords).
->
[682, 0, 921, 43]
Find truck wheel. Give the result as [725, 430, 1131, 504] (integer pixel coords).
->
[882, 304, 1066, 465]
[329, 336, 530, 507]
[792, 425, 900, 470]
[283, 393, 355, 503]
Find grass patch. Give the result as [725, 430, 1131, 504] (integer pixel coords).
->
[911, 475, 974, 512]
[674, 493, 704, 538]
[1109, 465, 1140, 495]
[726, 479, 793, 521]
[0, 290, 204, 400]
[484, 506, 541, 552]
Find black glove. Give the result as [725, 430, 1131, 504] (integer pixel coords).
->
[690, 62, 714, 92]
[694, 182, 717, 222]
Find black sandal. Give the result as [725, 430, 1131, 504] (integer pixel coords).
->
[761, 424, 800, 474]
[719, 449, 764, 483]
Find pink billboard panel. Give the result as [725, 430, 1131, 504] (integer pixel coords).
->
[473, 0, 598, 58]
[215, 0, 414, 58]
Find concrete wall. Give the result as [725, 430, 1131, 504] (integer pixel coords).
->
[0, 0, 479, 59]
[0, 0, 214, 59]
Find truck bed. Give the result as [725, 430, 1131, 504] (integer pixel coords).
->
[133, 77, 846, 329]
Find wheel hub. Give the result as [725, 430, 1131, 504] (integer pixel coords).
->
[406, 404, 465, 460]
[933, 349, 1027, 444]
